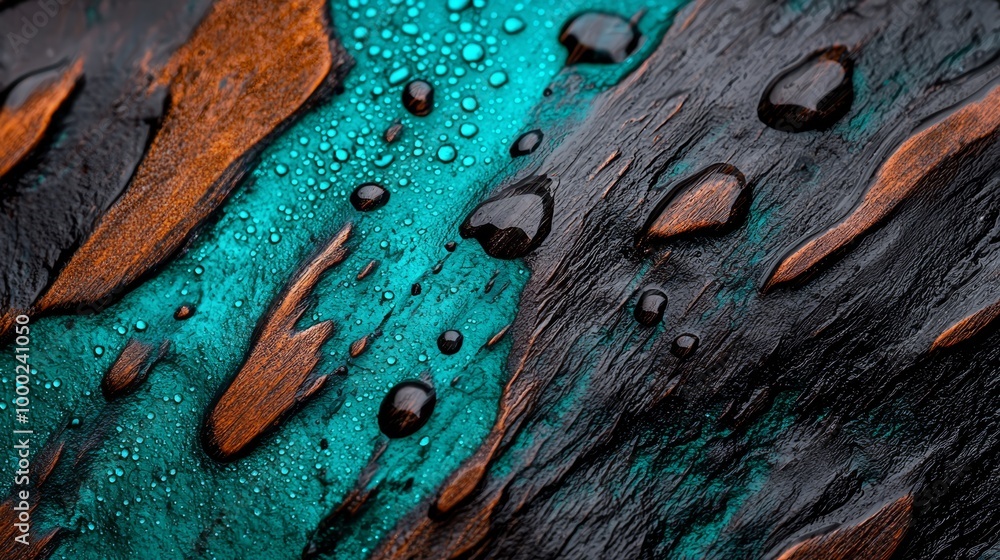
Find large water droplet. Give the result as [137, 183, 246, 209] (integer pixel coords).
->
[378, 380, 436, 438]
[634, 288, 667, 326]
[758, 46, 853, 132]
[402, 79, 434, 116]
[640, 163, 749, 245]
[510, 129, 543, 157]
[350, 183, 390, 211]
[459, 175, 554, 259]
[437, 330, 464, 355]
[559, 12, 641, 65]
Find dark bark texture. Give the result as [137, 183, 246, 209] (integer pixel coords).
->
[372, 0, 1000, 558]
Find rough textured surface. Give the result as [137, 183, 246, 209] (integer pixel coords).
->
[774, 495, 912, 560]
[373, 0, 1000, 558]
[31, 0, 351, 319]
[0, 59, 82, 179]
[100, 338, 170, 401]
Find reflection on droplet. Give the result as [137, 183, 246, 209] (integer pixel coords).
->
[173, 304, 196, 320]
[503, 17, 525, 34]
[384, 122, 403, 143]
[378, 380, 436, 438]
[459, 175, 554, 260]
[559, 12, 641, 65]
[350, 183, 390, 211]
[758, 46, 853, 132]
[639, 163, 750, 245]
[510, 129, 543, 157]
[437, 330, 464, 354]
[403, 79, 434, 116]
[634, 289, 667, 326]
[671, 334, 699, 359]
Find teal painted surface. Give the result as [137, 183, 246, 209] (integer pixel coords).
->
[2, 0, 689, 558]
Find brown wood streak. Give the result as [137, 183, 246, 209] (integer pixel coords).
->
[202, 224, 352, 462]
[33, 0, 349, 316]
[0, 440, 65, 560]
[641, 164, 748, 242]
[101, 338, 170, 401]
[0, 59, 83, 179]
[931, 299, 1000, 351]
[765, 81, 1000, 292]
[774, 495, 912, 560]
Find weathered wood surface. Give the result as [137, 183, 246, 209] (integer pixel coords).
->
[371, 0, 1000, 558]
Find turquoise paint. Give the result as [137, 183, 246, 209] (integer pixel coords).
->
[2, 0, 690, 558]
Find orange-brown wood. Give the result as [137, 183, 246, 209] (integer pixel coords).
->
[0, 440, 65, 560]
[101, 339, 170, 401]
[766, 81, 1000, 291]
[202, 224, 352, 462]
[931, 300, 1000, 352]
[775, 495, 912, 560]
[0, 60, 83, 179]
[36, 0, 348, 314]
[641, 164, 749, 243]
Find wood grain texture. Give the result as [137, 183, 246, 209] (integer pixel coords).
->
[767, 79, 1000, 291]
[202, 224, 352, 462]
[931, 299, 1000, 352]
[774, 495, 912, 560]
[32, 0, 351, 317]
[0, 440, 64, 560]
[100, 338, 170, 401]
[640, 163, 749, 244]
[372, 0, 1000, 558]
[0, 59, 82, 179]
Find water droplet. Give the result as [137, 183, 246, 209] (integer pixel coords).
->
[462, 43, 485, 63]
[269, 232, 282, 244]
[411, 283, 422, 296]
[384, 122, 404, 143]
[459, 123, 479, 138]
[378, 380, 436, 438]
[510, 129, 543, 157]
[444, 241, 458, 252]
[437, 145, 457, 163]
[389, 67, 411, 85]
[174, 304, 195, 320]
[403, 80, 434, 116]
[437, 330, 464, 354]
[634, 289, 667, 326]
[461, 96, 478, 111]
[758, 46, 853, 132]
[275, 163, 289, 176]
[135, 320, 147, 331]
[446, 0, 470, 11]
[459, 175, 554, 259]
[488, 71, 508, 87]
[350, 183, 390, 211]
[671, 334, 699, 359]
[559, 12, 641, 65]
[94, 346, 105, 357]
[640, 163, 750, 245]
[503, 17, 526, 34]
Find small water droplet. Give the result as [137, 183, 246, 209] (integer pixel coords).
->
[384, 122, 404, 143]
[462, 43, 485, 63]
[174, 304, 195, 320]
[275, 164, 289, 176]
[269, 232, 282, 244]
[488, 71, 508, 87]
[459, 123, 479, 138]
[671, 334, 699, 359]
[560, 12, 641, 65]
[510, 129, 543, 157]
[634, 289, 667, 326]
[403, 80, 434, 116]
[459, 175, 554, 259]
[437, 145, 457, 163]
[461, 96, 478, 111]
[378, 380, 436, 438]
[135, 320, 147, 331]
[437, 330, 464, 355]
[503, 17, 526, 34]
[350, 183, 390, 211]
[94, 346, 104, 357]
[411, 283, 422, 296]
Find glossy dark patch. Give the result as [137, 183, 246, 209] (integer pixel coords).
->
[378, 380, 436, 439]
[437, 330, 464, 354]
[634, 288, 667, 326]
[459, 175, 554, 260]
[350, 183, 390, 211]
[559, 12, 641, 65]
[671, 334, 698, 359]
[758, 46, 853, 132]
[403, 80, 434, 116]
[510, 129, 543, 157]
